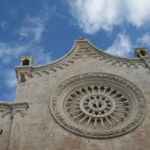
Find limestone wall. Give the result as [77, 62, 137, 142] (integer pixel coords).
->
[1, 39, 150, 150]
[0, 103, 29, 150]
[14, 52, 150, 150]
[0, 103, 12, 150]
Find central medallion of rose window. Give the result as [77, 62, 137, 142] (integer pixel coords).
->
[80, 93, 116, 118]
[65, 85, 130, 129]
[50, 73, 146, 138]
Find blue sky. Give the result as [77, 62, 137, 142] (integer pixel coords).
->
[0, 0, 150, 101]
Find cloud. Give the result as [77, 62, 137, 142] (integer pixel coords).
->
[0, 41, 52, 91]
[67, 0, 150, 34]
[137, 34, 150, 46]
[0, 42, 27, 64]
[125, 0, 150, 27]
[0, 42, 52, 65]
[0, 41, 52, 101]
[0, 3, 56, 101]
[19, 4, 51, 42]
[0, 4, 52, 66]
[0, 21, 6, 30]
[20, 16, 46, 42]
[5, 69, 17, 88]
[106, 33, 150, 58]
[0, 5, 52, 99]
[31, 46, 52, 65]
[106, 33, 133, 57]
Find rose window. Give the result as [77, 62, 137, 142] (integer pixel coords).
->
[65, 85, 130, 129]
[50, 73, 146, 138]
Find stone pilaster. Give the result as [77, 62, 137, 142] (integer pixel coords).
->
[0, 103, 12, 150]
[2, 103, 29, 150]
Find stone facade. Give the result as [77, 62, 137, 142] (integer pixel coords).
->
[0, 38, 150, 150]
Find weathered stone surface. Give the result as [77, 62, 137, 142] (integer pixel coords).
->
[0, 38, 150, 150]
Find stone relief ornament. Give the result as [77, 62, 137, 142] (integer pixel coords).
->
[0, 102, 29, 119]
[50, 73, 146, 138]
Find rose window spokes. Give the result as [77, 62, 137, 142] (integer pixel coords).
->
[65, 85, 131, 129]
[50, 73, 146, 138]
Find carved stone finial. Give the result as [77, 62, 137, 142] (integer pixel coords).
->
[20, 56, 33, 66]
[135, 48, 149, 57]
[77, 37, 85, 40]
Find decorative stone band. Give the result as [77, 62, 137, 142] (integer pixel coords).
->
[15, 39, 150, 82]
[0, 102, 29, 119]
[50, 73, 146, 139]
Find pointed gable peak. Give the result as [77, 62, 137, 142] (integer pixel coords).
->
[73, 37, 103, 54]
[16, 37, 150, 77]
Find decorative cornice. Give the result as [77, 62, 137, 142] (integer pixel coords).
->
[0, 102, 29, 118]
[15, 38, 150, 80]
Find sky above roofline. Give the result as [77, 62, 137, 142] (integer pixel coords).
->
[0, 0, 150, 101]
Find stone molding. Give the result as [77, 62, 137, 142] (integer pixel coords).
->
[15, 39, 150, 81]
[0, 102, 29, 119]
[50, 73, 146, 138]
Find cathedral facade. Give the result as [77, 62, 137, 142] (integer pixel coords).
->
[0, 38, 150, 150]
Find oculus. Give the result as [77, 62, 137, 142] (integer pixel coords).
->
[50, 73, 146, 138]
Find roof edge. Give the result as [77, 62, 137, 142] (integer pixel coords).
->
[15, 38, 150, 71]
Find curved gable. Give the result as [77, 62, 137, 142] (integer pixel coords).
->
[15, 38, 150, 80]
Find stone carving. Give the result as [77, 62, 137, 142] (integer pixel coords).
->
[50, 73, 146, 138]
[135, 48, 149, 58]
[20, 56, 33, 66]
[11, 103, 29, 118]
[76, 43, 149, 69]
[18, 72, 29, 82]
[0, 102, 29, 119]
[65, 85, 130, 129]
[15, 39, 150, 80]
[134, 48, 150, 71]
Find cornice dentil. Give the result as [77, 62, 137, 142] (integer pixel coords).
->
[15, 38, 150, 81]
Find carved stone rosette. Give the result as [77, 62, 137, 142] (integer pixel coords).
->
[50, 73, 146, 138]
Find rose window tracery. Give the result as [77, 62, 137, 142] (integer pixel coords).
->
[50, 73, 146, 138]
[64, 85, 131, 130]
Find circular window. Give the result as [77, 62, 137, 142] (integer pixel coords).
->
[50, 73, 146, 138]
